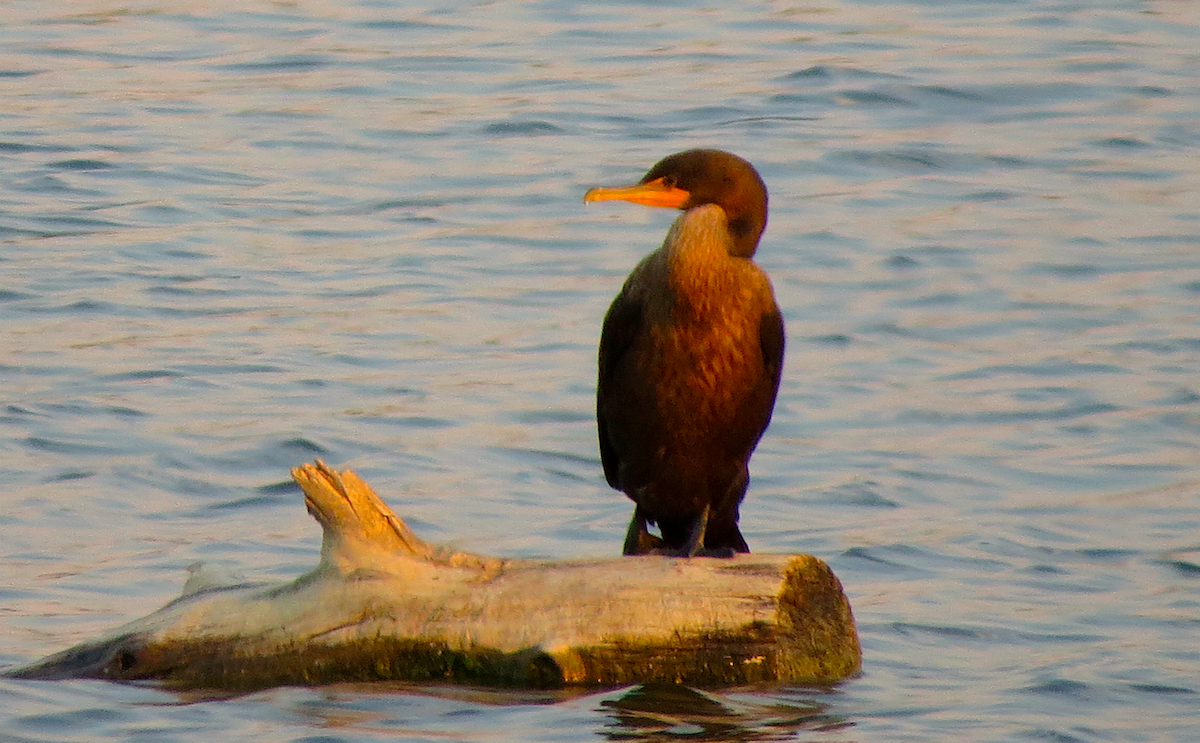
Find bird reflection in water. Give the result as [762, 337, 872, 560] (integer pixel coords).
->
[598, 684, 851, 742]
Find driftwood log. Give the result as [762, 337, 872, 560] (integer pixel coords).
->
[9, 461, 861, 690]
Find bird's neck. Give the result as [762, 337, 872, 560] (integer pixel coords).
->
[663, 205, 739, 311]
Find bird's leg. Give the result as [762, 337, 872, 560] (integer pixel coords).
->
[681, 503, 711, 557]
[679, 504, 740, 558]
[622, 506, 662, 555]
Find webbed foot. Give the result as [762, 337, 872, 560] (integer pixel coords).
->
[622, 506, 664, 555]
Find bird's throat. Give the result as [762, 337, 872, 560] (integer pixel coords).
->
[663, 205, 741, 316]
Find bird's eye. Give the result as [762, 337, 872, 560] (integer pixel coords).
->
[662, 176, 677, 188]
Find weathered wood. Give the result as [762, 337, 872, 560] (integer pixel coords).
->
[9, 461, 860, 690]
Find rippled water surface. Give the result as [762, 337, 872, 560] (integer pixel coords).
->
[3, 1, 1199, 741]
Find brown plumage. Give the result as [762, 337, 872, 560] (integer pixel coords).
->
[584, 149, 784, 556]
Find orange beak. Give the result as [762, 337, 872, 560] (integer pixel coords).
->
[583, 177, 691, 209]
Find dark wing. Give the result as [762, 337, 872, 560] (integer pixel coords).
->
[597, 290, 643, 488]
[758, 305, 785, 429]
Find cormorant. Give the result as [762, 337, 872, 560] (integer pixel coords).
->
[584, 149, 784, 557]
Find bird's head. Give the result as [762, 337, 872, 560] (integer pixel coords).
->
[585, 149, 768, 258]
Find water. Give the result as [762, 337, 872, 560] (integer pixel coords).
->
[2, 0, 1198, 740]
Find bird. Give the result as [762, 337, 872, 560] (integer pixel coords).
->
[584, 149, 784, 557]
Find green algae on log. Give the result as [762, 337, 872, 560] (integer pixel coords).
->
[9, 461, 861, 690]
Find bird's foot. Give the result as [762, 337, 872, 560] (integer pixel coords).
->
[622, 504, 742, 557]
[628, 531, 665, 555]
[622, 506, 665, 555]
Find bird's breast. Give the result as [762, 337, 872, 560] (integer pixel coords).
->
[611, 204, 778, 449]
[639, 299, 765, 431]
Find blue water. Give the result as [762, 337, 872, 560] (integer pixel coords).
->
[2, 1, 1199, 740]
